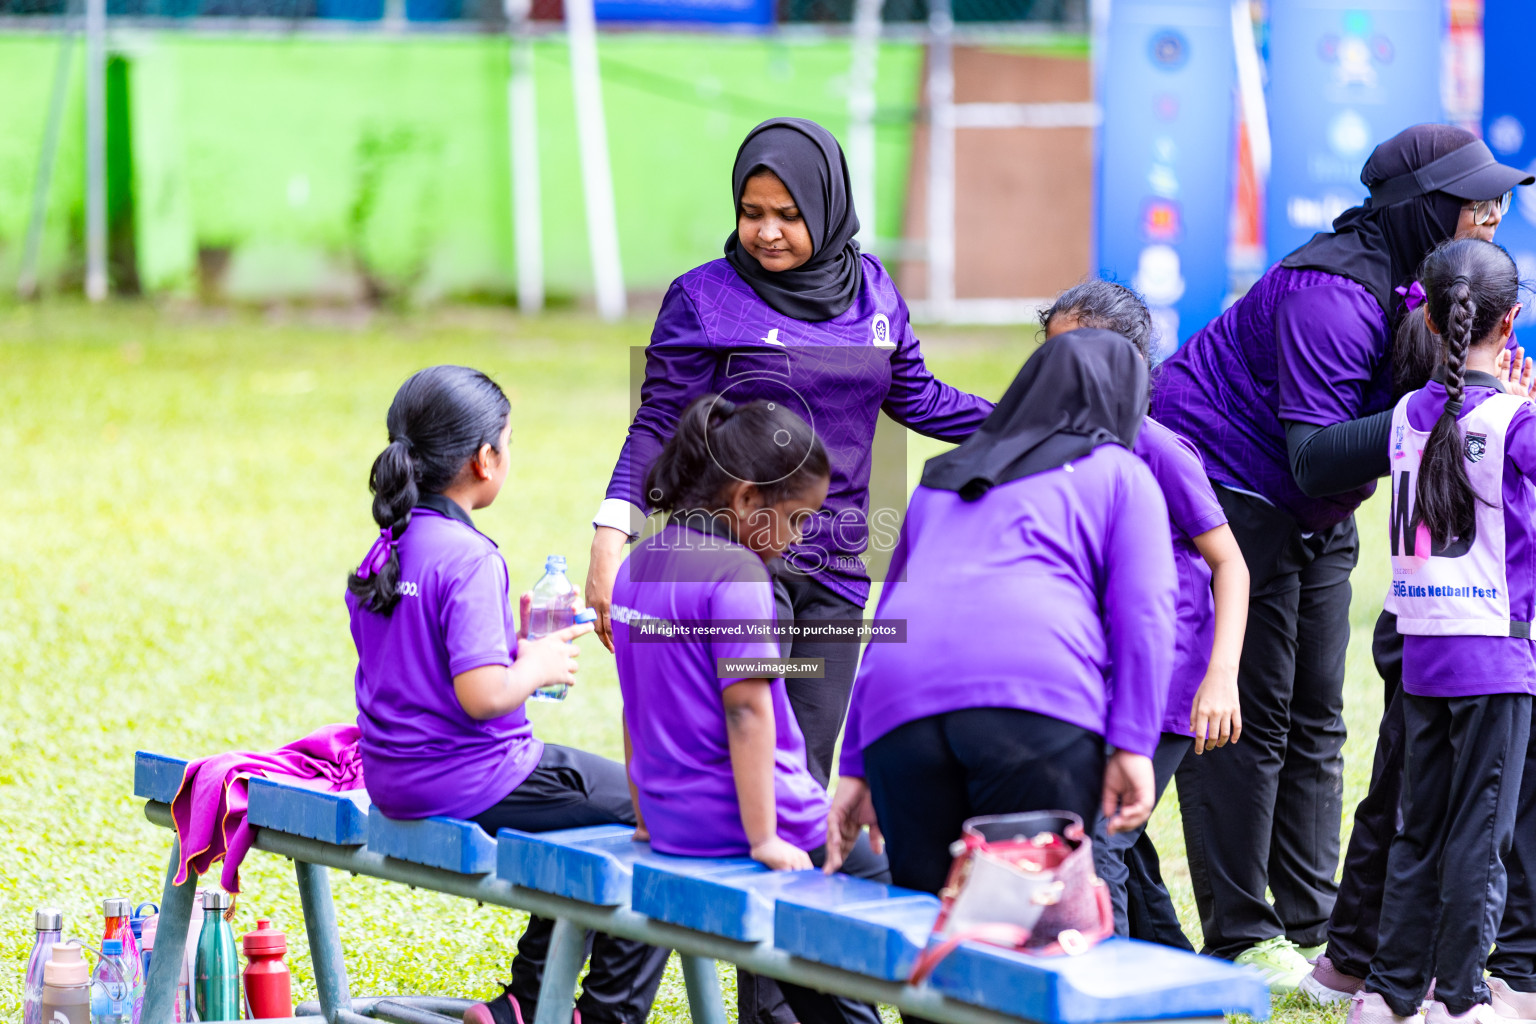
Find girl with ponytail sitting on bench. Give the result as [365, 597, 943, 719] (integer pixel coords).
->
[345, 365, 670, 1024]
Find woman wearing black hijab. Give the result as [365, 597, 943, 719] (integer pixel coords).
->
[826, 330, 1177, 898]
[1150, 123, 1533, 990]
[585, 117, 993, 1024]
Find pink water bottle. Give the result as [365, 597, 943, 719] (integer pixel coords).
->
[241, 918, 292, 1019]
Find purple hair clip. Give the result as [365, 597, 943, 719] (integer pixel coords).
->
[1396, 280, 1427, 312]
[356, 527, 398, 580]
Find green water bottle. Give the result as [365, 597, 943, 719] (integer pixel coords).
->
[193, 891, 239, 1021]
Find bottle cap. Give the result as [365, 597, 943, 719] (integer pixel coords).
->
[44, 942, 88, 987]
[102, 897, 132, 918]
[34, 908, 63, 931]
[203, 890, 232, 912]
[102, 938, 123, 956]
[574, 608, 597, 625]
[242, 917, 287, 956]
[545, 554, 567, 572]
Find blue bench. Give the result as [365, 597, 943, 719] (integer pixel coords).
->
[134, 751, 1271, 1024]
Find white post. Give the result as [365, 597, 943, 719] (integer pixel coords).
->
[564, 0, 626, 321]
[847, 0, 884, 250]
[925, 0, 956, 322]
[1230, 0, 1270, 180]
[506, 0, 544, 313]
[84, 0, 107, 302]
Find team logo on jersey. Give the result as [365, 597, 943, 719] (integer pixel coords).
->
[871, 313, 895, 348]
[1467, 432, 1488, 463]
[761, 328, 786, 346]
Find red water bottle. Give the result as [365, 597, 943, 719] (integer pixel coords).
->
[241, 918, 292, 1019]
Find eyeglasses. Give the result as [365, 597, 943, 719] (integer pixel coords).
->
[1467, 191, 1513, 226]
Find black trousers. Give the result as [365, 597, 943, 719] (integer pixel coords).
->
[1092, 733, 1194, 949]
[739, 565, 867, 1024]
[862, 708, 1103, 1024]
[1323, 610, 1407, 980]
[1176, 487, 1354, 959]
[1330, 613, 1536, 995]
[470, 744, 671, 1024]
[770, 564, 864, 789]
[1366, 692, 1531, 1017]
[862, 708, 1104, 896]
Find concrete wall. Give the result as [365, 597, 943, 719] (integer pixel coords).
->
[0, 31, 924, 303]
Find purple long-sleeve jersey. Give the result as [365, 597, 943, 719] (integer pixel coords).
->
[839, 443, 1179, 776]
[603, 255, 994, 607]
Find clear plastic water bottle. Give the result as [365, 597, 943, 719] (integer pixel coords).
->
[528, 555, 577, 702]
[23, 908, 64, 1024]
[90, 938, 132, 1024]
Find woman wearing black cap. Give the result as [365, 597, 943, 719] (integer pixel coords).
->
[585, 117, 993, 1024]
[1149, 123, 1533, 990]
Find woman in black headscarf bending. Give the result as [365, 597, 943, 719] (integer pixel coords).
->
[585, 117, 993, 1024]
[1149, 123, 1533, 991]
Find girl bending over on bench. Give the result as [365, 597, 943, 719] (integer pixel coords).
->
[345, 365, 670, 1024]
[612, 395, 890, 1024]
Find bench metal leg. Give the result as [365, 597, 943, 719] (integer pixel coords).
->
[295, 859, 354, 1023]
[679, 955, 727, 1024]
[531, 917, 586, 1024]
[144, 836, 196, 1024]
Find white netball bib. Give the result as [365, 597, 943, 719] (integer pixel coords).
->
[1385, 389, 1530, 638]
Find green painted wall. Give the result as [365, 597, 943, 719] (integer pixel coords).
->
[0, 32, 922, 302]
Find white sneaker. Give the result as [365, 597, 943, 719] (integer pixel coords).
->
[1347, 991, 1424, 1024]
[1489, 979, 1536, 1024]
[1424, 1000, 1514, 1024]
[1302, 955, 1367, 1004]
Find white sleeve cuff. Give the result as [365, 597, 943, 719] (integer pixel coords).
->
[593, 498, 645, 541]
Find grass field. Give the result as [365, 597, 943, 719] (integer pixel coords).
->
[0, 303, 1387, 1024]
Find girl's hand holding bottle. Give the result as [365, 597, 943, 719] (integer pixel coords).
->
[454, 592, 592, 720]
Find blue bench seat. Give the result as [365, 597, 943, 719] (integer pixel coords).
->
[134, 752, 188, 804]
[928, 936, 1272, 1023]
[634, 857, 832, 943]
[772, 873, 940, 981]
[498, 825, 646, 906]
[367, 807, 498, 875]
[246, 777, 370, 847]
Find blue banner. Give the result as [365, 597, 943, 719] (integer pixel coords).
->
[1096, 0, 1235, 357]
[594, 0, 773, 25]
[1483, 0, 1536, 333]
[1265, 0, 1442, 264]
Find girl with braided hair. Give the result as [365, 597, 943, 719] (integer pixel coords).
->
[345, 366, 672, 1024]
[1349, 239, 1535, 1024]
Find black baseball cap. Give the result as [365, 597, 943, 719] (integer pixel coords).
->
[1370, 138, 1535, 207]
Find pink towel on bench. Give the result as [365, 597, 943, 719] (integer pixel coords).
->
[170, 723, 365, 893]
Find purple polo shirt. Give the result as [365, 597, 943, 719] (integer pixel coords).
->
[1135, 417, 1228, 736]
[1152, 265, 1391, 533]
[1399, 381, 1536, 698]
[612, 523, 829, 857]
[839, 443, 1178, 777]
[606, 255, 994, 607]
[348, 508, 543, 820]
